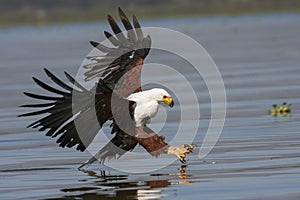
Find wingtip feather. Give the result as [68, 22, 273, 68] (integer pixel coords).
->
[90, 41, 99, 47]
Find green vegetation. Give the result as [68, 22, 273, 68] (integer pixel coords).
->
[268, 102, 292, 116]
[1, 0, 300, 26]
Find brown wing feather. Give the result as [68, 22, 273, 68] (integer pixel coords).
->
[85, 8, 151, 82]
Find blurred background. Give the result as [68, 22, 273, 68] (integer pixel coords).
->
[1, 0, 300, 26]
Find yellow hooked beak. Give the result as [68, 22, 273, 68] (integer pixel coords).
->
[163, 96, 174, 107]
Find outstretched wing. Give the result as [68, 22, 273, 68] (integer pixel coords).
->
[19, 69, 111, 151]
[85, 7, 151, 97]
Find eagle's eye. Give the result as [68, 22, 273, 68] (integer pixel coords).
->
[163, 95, 167, 99]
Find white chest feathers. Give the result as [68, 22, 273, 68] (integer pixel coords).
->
[133, 100, 159, 127]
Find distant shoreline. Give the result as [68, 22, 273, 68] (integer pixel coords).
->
[1, 0, 300, 27]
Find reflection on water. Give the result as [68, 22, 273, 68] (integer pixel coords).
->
[52, 165, 192, 200]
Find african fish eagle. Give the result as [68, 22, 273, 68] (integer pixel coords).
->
[19, 8, 194, 168]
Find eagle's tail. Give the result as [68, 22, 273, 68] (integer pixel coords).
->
[79, 130, 138, 169]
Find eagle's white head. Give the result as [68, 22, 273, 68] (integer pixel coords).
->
[126, 88, 174, 127]
[147, 88, 174, 107]
[127, 88, 174, 107]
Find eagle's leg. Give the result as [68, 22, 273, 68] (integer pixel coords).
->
[136, 130, 170, 157]
[136, 127, 195, 163]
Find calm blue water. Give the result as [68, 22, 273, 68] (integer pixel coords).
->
[1, 13, 300, 200]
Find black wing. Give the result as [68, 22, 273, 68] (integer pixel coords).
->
[84, 7, 151, 88]
[19, 68, 140, 153]
[19, 69, 107, 151]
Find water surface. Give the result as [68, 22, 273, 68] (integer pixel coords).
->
[1, 13, 300, 200]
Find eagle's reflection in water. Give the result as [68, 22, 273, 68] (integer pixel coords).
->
[55, 165, 193, 200]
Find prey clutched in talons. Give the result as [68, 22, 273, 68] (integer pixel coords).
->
[167, 144, 195, 163]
